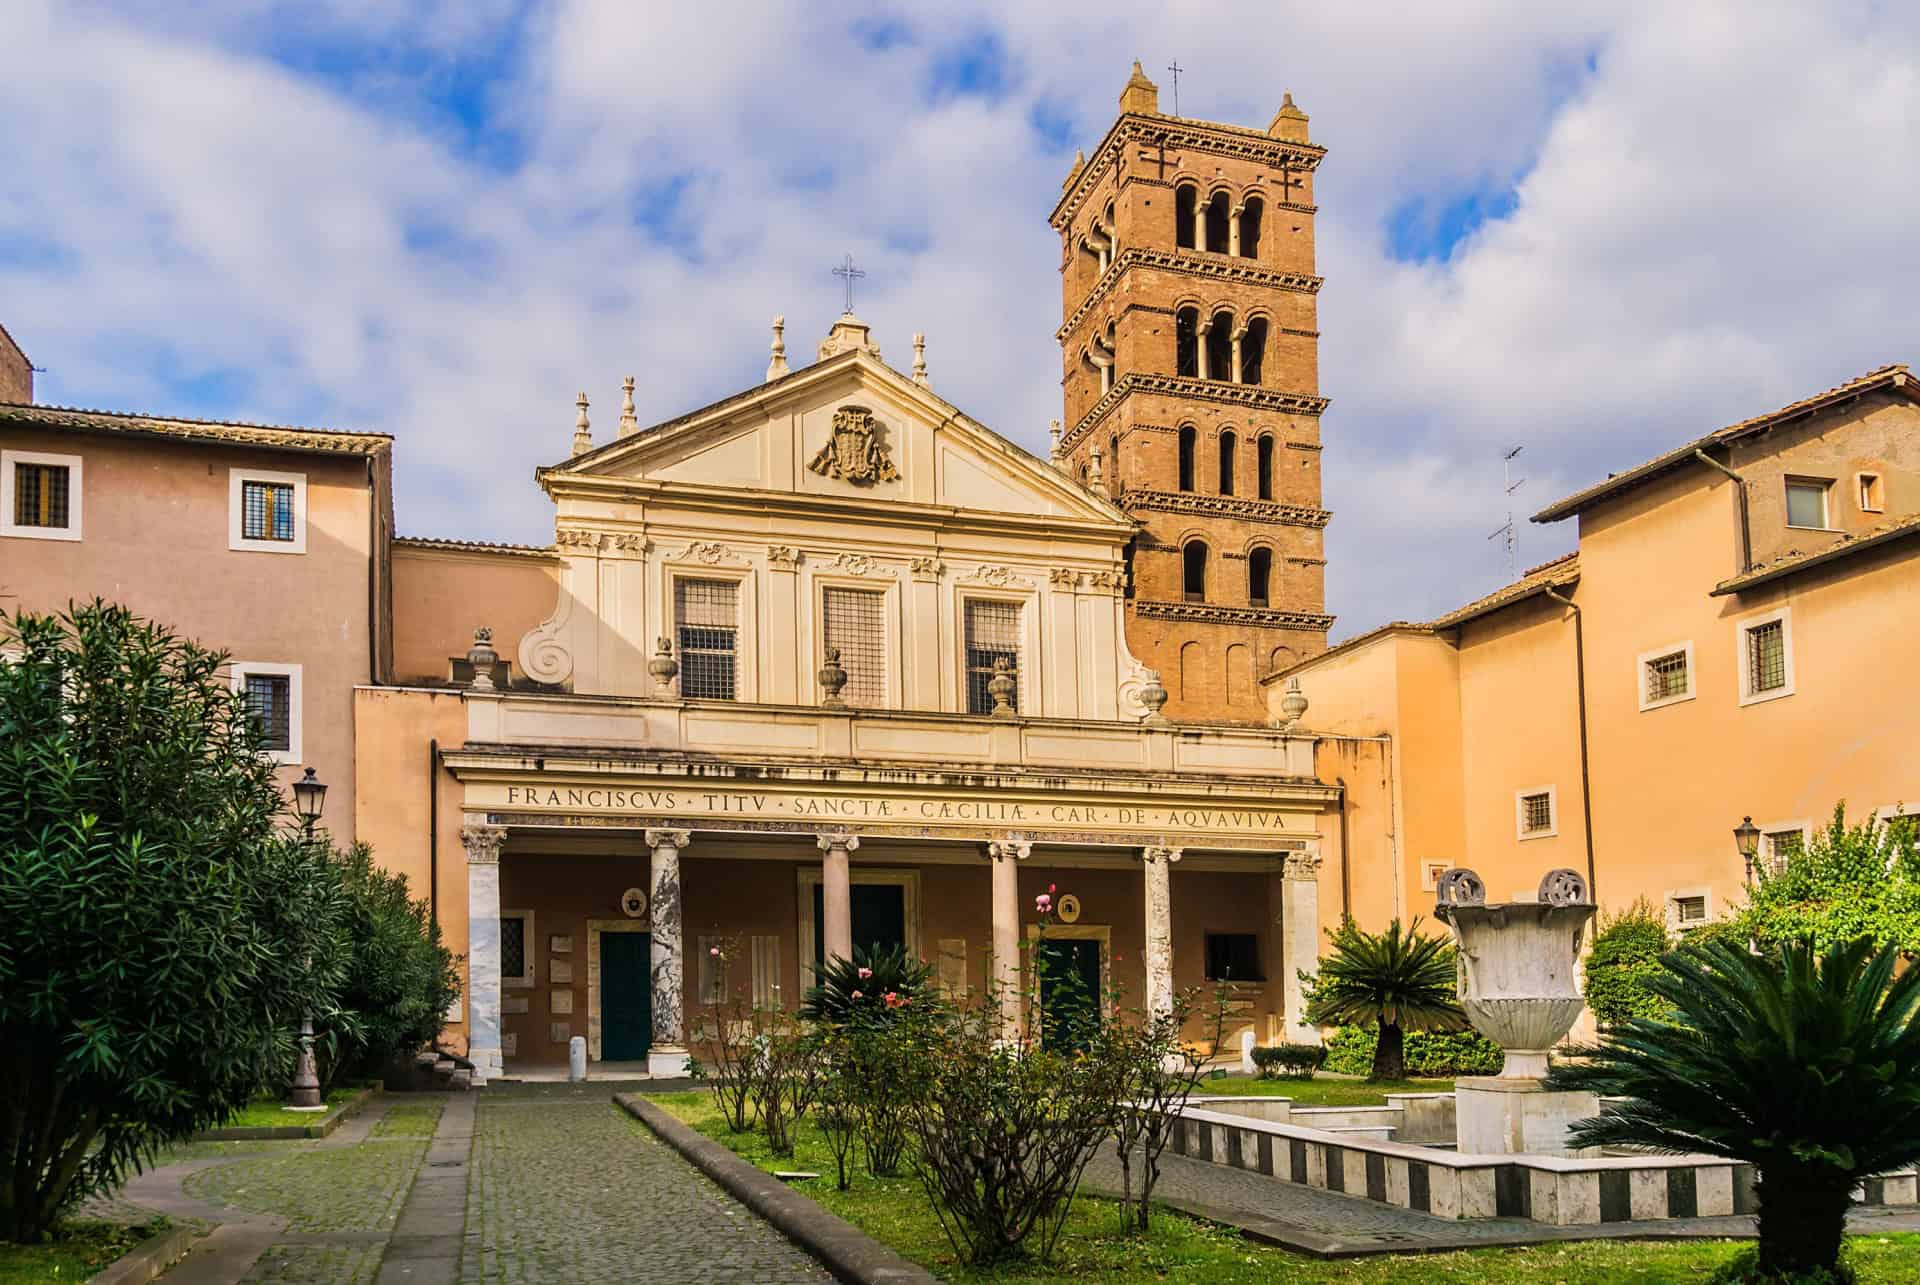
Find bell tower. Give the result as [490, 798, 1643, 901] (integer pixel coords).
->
[1051, 64, 1332, 722]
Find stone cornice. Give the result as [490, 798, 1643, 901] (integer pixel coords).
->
[1053, 114, 1326, 231]
[1133, 600, 1335, 631]
[1064, 375, 1330, 454]
[1057, 248, 1323, 342]
[1118, 488, 1332, 529]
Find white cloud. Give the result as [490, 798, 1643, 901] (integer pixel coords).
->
[3, 0, 1917, 638]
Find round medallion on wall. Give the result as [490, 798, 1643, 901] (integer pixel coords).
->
[1056, 894, 1082, 924]
[620, 887, 649, 919]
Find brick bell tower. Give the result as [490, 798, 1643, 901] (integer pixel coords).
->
[1051, 63, 1332, 722]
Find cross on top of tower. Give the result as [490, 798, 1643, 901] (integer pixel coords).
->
[831, 253, 866, 315]
[1166, 59, 1183, 116]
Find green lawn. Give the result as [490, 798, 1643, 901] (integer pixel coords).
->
[1191, 1075, 1455, 1106]
[647, 1090, 1920, 1283]
[0, 1217, 169, 1284]
[217, 1084, 365, 1129]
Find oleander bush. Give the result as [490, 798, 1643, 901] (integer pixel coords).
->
[1584, 900, 1672, 1030]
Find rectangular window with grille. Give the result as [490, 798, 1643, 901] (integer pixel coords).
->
[501, 915, 527, 983]
[13, 462, 71, 529]
[676, 579, 739, 700]
[1642, 648, 1691, 706]
[1746, 619, 1787, 695]
[1520, 791, 1554, 835]
[964, 599, 1021, 714]
[1764, 829, 1804, 873]
[244, 673, 292, 752]
[242, 479, 297, 541]
[1674, 895, 1708, 926]
[822, 587, 886, 707]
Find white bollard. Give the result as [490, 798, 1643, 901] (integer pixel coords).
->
[1240, 1029, 1257, 1076]
[568, 1036, 587, 1082]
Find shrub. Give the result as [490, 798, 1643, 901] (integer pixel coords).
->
[1108, 984, 1233, 1234]
[1584, 900, 1671, 1029]
[1732, 803, 1920, 956]
[0, 604, 346, 1242]
[1250, 1042, 1327, 1078]
[748, 1012, 819, 1157]
[800, 942, 935, 1025]
[1550, 937, 1920, 1280]
[1322, 1025, 1501, 1077]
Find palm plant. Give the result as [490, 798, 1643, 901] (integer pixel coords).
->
[1548, 937, 1920, 1281]
[1303, 917, 1465, 1080]
[799, 942, 935, 1026]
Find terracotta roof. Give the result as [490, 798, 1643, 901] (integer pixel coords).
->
[1533, 364, 1915, 523]
[1262, 552, 1581, 682]
[394, 535, 557, 559]
[1710, 512, 1920, 596]
[0, 401, 390, 455]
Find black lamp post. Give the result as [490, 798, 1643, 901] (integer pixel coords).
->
[1734, 815, 1761, 887]
[289, 768, 327, 1110]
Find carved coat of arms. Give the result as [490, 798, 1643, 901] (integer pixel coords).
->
[808, 406, 900, 486]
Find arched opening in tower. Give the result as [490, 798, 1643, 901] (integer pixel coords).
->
[1204, 192, 1231, 254]
[1248, 547, 1272, 606]
[1177, 426, 1197, 492]
[1175, 308, 1199, 377]
[1174, 184, 1198, 250]
[1206, 311, 1234, 382]
[1257, 434, 1276, 500]
[1239, 317, 1268, 385]
[1218, 429, 1237, 495]
[1238, 196, 1263, 259]
[1183, 540, 1209, 602]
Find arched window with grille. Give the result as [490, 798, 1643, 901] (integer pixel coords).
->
[1177, 426, 1197, 492]
[1218, 430, 1236, 495]
[1182, 540, 1208, 601]
[1256, 435, 1275, 500]
[1247, 547, 1272, 606]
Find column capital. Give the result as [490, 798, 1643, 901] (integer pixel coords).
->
[985, 839, 1031, 862]
[461, 823, 506, 865]
[645, 828, 692, 853]
[1140, 845, 1183, 865]
[1284, 847, 1323, 880]
[816, 831, 861, 853]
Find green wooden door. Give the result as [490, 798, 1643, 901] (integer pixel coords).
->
[1036, 938, 1102, 1051]
[601, 931, 652, 1061]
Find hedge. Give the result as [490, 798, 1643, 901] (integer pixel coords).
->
[1322, 1025, 1502, 1077]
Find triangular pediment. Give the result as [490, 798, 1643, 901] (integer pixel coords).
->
[547, 351, 1130, 527]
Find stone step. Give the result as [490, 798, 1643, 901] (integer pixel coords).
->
[448, 1068, 472, 1090]
[1313, 1125, 1397, 1141]
[1290, 1105, 1404, 1132]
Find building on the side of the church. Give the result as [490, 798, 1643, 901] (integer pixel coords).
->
[1273, 364, 1920, 931]
[355, 310, 1347, 1080]
[1051, 63, 1334, 723]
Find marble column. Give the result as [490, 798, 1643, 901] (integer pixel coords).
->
[462, 823, 507, 1085]
[1282, 847, 1324, 1046]
[1228, 204, 1243, 256]
[1230, 327, 1245, 385]
[1141, 846, 1182, 1019]
[1197, 319, 1213, 380]
[987, 839, 1030, 1041]
[1190, 201, 1205, 253]
[817, 832, 859, 962]
[646, 828, 692, 1076]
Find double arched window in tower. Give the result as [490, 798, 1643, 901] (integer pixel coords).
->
[1174, 184, 1264, 259]
[1177, 427, 1276, 499]
[1175, 308, 1268, 385]
[1179, 538, 1274, 608]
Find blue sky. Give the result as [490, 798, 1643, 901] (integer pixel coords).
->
[4, 1, 1918, 636]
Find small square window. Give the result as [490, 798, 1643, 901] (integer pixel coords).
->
[1747, 621, 1787, 693]
[2, 450, 83, 541]
[229, 468, 306, 553]
[1639, 644, 1693, 709]
[230, 662, 301, 763]
[1420, 861, 1451, 892]
[1517, 788, 1556, 839]
[1785, 479, 1830, 529]
[1674, 895, 1708, 925]
[1204, 933, 1263, 982]
[1858, 473, 1884, 513]
[1764, 828, 1804, 874]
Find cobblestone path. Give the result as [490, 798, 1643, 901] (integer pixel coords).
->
[460, 1090, 829, 1284]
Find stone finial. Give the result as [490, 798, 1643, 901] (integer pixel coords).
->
[987, 656, 1018, 719]
[467, 627, 498, 690]
[1276, 676, 1309, 729]
[1048, 419, 1066, 471]
[1061, 148, 1086, 192]
[1119, 59, 1159, 115]
[571, 392, 592, 457]
[1138, 668, 1169, 724]
[911, 332, 929, 386]
[1088, 444, 1108, 497]
[767, 315, 790, 381]
[647, 636, 679, 695]
[818, 645, 849, 707]
[618, 377, 638, 437]
[1267, 91, 1310, 142]
[818, 313, 880, 362]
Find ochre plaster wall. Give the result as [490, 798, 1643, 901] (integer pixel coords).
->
[391, 545, 558, 686]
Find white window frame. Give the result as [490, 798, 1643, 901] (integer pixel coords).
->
[1515, 785, 1558, 841]
[229, 660, 302, 764]
[812, 574, 900, 710]
[1420, 860, 1451, 892]
[500, 909, 535, 988]
[1636, 640, 1696, 712]
[663, 564, 756, 703]
[958, 591, 1036, 716]
[1, 449, 83, 541]
[229, 467, 308, 554]
[1783, 476, 1832, 531]
[1857, 472, 1885, 513]
[1736, 606, 1796, 706]
[1666, 887, 1714, 932]
[1756, 818, 1811, 875]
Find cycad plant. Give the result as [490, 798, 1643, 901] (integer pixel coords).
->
[1303, 917, 1466, 1080]
[1548, 937, 1920, 1281]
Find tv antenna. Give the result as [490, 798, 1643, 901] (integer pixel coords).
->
[1486, 445, 1526, 582]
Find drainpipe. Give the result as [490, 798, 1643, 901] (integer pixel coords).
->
[429, 737, 440, 927]
[1335, 777, 1353, 919]
[1693, 448, 1753, 573]
[1543, 586, 1597, 895]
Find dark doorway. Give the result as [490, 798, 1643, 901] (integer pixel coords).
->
[600, 931, 653, 1061]
[813, 881, 907, 968]
[1036, 936, 1102, 1050]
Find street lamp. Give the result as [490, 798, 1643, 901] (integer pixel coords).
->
[289, 767, 327, 1110]
[1734, 815, 1761, 887]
